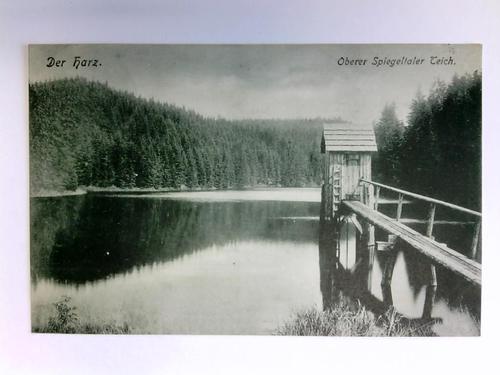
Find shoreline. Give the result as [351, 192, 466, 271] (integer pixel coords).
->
[31, 185, 321, 198]
[30, 188, 88, 198]
[34, 295, 447, 336]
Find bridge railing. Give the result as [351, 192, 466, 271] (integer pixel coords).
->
[359, 178, 481, 260]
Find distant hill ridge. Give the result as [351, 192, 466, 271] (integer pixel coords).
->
[29, 78, 341, 193]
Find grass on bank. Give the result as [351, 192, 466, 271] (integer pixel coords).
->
[33, 296, 130, 334]
[36, 295, 448, 336]
[276, 298, 435, 337]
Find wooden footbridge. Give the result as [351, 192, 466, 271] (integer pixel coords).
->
[343, 180, 481, 287]
[320, 124, 481, 298]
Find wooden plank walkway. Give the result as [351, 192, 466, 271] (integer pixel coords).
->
[342, 200, 481, 287]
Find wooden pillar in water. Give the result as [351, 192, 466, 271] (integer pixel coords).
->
[423, 257, 438, 318]
[470, 221, 481, 260]
[381, 248, 398, 287]
[381, 253, 396, 306]
[422, 285, 437, 320]
[379, 234, 398, 306]
[426, 203, 438, 288]
[381, 256, 396, 285]
[381, 284, 393, 306]
[396, 193, 404, 221]
[422, 203, 438, 318]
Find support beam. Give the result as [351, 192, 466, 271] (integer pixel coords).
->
[381, 284, 393, 306]
[429, 264, 437, 287]
[376, 234, 397, 252]
[368, 225, 375, 247]
[381, 251, 397, 286]
[426, 205, 438, 290]
[426, 203, 436, 238]
[374, 186, 380, 211]
[422, 285, 437, 319]
[396, 193, 404, 221]
[471, 221, 481, 260]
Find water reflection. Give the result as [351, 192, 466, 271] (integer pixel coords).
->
[30, 194, 323, 334]
[32, 240, 322, 334]
[318, 218, 481, 335]
[31, 196, 319, 283]
[30, 192, 480, 335]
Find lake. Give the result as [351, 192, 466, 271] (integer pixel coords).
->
[30, 188, 480, 335]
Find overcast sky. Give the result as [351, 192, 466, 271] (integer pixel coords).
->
[29, 44, 481, 124]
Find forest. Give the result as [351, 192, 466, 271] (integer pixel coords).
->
[30, 72, 481, 211]
[373, 71, 481, 211]
[29, 78, 329, 193]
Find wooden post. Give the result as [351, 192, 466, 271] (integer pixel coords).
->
[362, 184, 368, 206]
[429, 263, 437, 287]
[368, 182, 377, 250]
[471, 221, 481, 260]
[425, 234, 438, 288]
[396, 193, 404, 221]
[381, 249, 397, 308]
[368, 225, 375, 247]
[422, 285, 437, 319]
[367, 243, 375, 292]
[374, 186, 380, 211]
[426, 203, 436, 238]
[381, 251, 397, 287]
[425, 204, 438, 288]
[381, 284, 393, 306]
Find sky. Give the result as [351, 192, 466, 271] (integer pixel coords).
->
[29, 44, 481, 125]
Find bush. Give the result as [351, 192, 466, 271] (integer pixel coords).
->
[47, 296, 78, 333]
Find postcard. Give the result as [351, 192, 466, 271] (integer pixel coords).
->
[29, 44, 481, 336]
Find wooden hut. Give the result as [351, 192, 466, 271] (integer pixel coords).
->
[321, 123, 377, 217]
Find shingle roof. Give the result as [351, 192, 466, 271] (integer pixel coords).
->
[321, 123, 378, 152]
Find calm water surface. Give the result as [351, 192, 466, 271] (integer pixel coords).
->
[30, 189, 480, 335]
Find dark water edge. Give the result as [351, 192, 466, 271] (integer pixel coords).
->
[30, 192, 480, 335]
[31, 183, 322, 198]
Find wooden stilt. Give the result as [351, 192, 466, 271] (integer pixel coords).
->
[429, 264, 437, 287]
[426, 203, 436, 238]
[422, 285, 437, 319]
[424, 232, 438, 287]
[381, 251, 397, 286]
[396, 193, 404, 221]
[374, 186, 380, 211]
[470, 221, 481, 260]
[368, 224, 375, 248]
[368, 244, 375, 267]
[381, 283, 393, 306]
[367, 244, 375, 292]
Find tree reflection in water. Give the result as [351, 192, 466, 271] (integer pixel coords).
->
[31, 195, 319, 283]
[318, 217, 480, 331]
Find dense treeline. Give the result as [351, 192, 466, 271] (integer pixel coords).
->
[30, 78, 334, 193]
[373, 72, 481, 211]
[31, 74, 481, 210]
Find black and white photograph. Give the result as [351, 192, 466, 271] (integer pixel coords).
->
[29, 44, 481, 336]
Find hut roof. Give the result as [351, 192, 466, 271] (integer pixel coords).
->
[321, 123, 377, 153]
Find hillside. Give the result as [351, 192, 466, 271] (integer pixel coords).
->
[29, 78, 336, 194]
